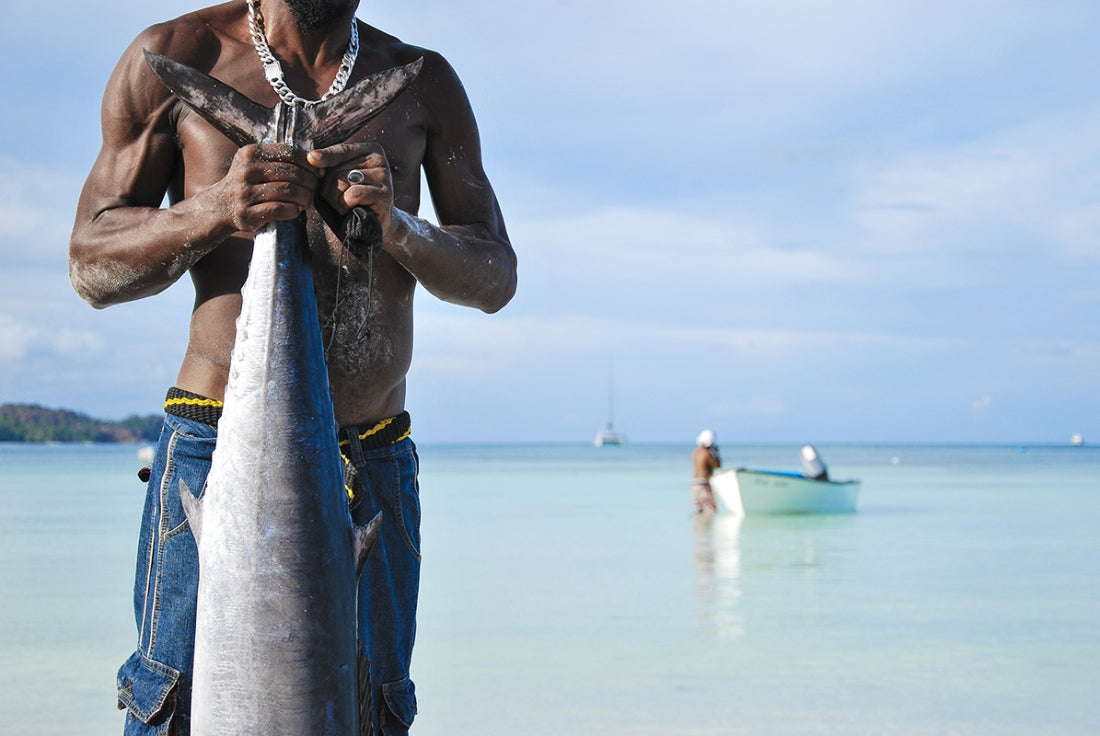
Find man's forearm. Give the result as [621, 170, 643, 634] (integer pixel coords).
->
[69, 196, 235, 309]
[384, 209, 516, 314]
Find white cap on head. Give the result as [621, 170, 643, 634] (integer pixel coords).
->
[696, 429, 716, 447]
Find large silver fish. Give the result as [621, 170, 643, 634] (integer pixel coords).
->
[144, 51, 421, 735]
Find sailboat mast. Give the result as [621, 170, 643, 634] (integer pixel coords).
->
[606, 363, 615, 430]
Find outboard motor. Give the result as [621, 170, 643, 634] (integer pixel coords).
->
[800, 444, 829, 480]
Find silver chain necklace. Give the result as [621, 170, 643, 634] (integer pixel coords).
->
[246, 0, 359, 107]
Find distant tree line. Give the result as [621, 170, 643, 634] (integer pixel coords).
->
[0, 403, 162, 443]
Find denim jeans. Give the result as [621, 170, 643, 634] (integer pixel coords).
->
[116, 413, 421, 736]
[343, 431, 421, 736]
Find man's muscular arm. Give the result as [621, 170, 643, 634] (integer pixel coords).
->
[69, 25, 318, 309]
[309, 52, 516, 315]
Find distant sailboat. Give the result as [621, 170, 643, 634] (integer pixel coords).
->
[593, 423, 625, 448]
[593, 365, 625, 447]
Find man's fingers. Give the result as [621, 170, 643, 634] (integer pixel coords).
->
[307, 141, 384, 169]
[244, 161, 317, 189]
[255, 142, 316, 168]
[342, 166, 388, 190]
[252, 180, 314, 207]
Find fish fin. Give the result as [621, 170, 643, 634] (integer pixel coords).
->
[143, 50, 274, 147]
[179, 479, 203, 545]
[305, 57, 423, 148]
[144, 50, 422, 149]
[352, 512, 383, 577]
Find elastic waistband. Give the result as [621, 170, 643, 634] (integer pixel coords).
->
[339, 412, 411, 452]
[164, 387, 223, 426]
[164, 387, 410, 451]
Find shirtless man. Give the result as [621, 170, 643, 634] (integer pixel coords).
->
[691, 430, 721, 514]
[69, 1, 516, 733]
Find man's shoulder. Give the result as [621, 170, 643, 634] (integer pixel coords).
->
[354, 28, 464, 117]
[128, 3, 239, 66]
[101, 5, 238, 118]
[358, 24, 451, 74]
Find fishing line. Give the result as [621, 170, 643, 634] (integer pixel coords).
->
[325, 207, 382, 359]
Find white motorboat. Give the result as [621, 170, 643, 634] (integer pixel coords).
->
[711, 469, 860, 514]
[709, 445, 860, 514]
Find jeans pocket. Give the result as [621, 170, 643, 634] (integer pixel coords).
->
[394, 473, 422, 559]
[380, 677, 417, 734]
[351, 446, 421, 560]
[161, 418, 216, 542]
[116, 651, 180, 730]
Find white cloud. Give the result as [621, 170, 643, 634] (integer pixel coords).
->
[52, 328, 105, 355]
[0, 314, 34, 362]
[0, 312, 102, 363]
[511, 204, 877, 297]
[1051, 206, 1100, 259]
[0, 158, 83, 268]
[414, 307, 934, 373]
[852, 149, 1051, 255]
[840, 104, 1100, 306]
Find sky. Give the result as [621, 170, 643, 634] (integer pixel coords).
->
[1, 0, 1098, 444]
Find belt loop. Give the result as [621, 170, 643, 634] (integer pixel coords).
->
[341, 425, 366, 465]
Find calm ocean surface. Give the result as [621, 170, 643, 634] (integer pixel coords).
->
[1, 441, 1098, 735]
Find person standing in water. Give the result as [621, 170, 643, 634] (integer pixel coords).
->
[691, 429, 721, 514]
[69, 1, 517, 733]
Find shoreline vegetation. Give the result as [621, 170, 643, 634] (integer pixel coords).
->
[0, 403, 161, 444]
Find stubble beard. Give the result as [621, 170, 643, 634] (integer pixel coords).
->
[283, 0, 352, 31]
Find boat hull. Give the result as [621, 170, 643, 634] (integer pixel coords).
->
[593, 429, 625, 447]
[711, 469, 860, 515]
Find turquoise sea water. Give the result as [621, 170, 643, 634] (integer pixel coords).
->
[1, 442, 1098, 735]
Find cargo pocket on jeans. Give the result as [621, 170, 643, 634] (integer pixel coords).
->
[116, 651, 180, 731]
[381, 677, 417, 735]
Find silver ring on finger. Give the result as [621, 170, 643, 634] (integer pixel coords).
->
[346, 169, 366, 185]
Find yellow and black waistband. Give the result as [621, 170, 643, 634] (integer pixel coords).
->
[165, 386, 411, 452]
[338, 412, 411, 452]
[165, 387, 224, 426]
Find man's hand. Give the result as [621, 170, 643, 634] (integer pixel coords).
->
[214, 143, 320, 233]
[308, 142, 396, 238]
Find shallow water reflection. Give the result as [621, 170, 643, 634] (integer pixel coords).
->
[693, 512, 864, 641]
[693, 513, 744, 640]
